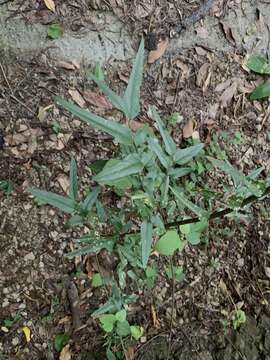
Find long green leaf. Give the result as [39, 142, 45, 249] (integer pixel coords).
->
[65, 239, 115, 258]
[54, 97, 133, 145]
[82, 187, 100, 211]
[30, 188, 75, 214]
[168, 167, 192, 179]
[123, 38, 145, 119]
[69, 158, 78, 200]
[141, 221, 153, 268]
[208, 157, 245, 186]
[250, 80, 270, 100]
[173, 143, 204, 165]
[170, 186, 207, 217]
[94, 154, 144, 183]
[149, 107, 176, 155]
[148, 137, 171, 169]
[90, 76, 127, 113]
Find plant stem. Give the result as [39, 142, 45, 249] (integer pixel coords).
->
[166, 256, 175, 360]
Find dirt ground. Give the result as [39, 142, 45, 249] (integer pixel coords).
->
[1, 1, 270, 359]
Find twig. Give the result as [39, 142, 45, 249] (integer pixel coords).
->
[10, 94, 35, 115]
[0, 62, 12, 92]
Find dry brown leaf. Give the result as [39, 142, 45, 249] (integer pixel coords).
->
[57, 61, 76, 70]
[215, 79, 231, 93]
[183, 119, 195, 139]
[68, 89, 86, 108]
[196, 63, 210, 88]
[208, 103, 219, 119]
[56, 174, 70, 194]
[148, 38, 169, 64]
[220, 21, 236, 46]
[83, 90, 112, 109]
[59, 345, 71, 360]
[204, 119, 218, 143]
[125, 346, 135, 360]
[43, 0, 55, 12]
[195, 46, 207, 56]
[219, 81, 238, 108]
[175, 59, 190, 79]
[151, 304, 160, 329]
[129, 120, 144, 131]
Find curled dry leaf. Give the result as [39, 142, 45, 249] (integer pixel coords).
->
[148, 38, 169, 64]
[83, 90, 112, 110]
[57, 61, 76, 70]
[220, 21, 236, 46]
[196, 63, 210, 88]
[68, 89, 86, 108]
[219, 81, 238, 108]
[183, 119, 195, 139]
[43, 0, 55, 12]
[60, 344, 71, 360]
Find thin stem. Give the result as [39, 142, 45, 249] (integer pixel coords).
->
[166, 256, 175, 360]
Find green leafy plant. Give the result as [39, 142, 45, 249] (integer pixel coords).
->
[47, 24, 64, 40]
[245, 54, 270, 100]
[30, 39, 270, 359]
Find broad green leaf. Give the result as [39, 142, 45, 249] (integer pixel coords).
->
[115, 309, 126, 322]
[106, 348, 116, 360]
[141, 221, 153, 268]
[116, 320, 130, 336]
[82, 187, 100, 211]
[168, 167, 192, 179]
[92, 273, 103, 288]
[161, 176, 169, 207]
[165, 266, 185, 282]
[170, 186, 207, 217]
[54, 96, 133, 145]
[245, 54, 270, 74]
[130, 325, 144, 340]
[90, 75, 127, 114]
[30, 188, 75, 214]
[186, 231, 201, 245]
[155, 230, 181, 256]
[173, 143, 204, 165]
[54, 333, 69, 352]
[92, 301, 116, 317]
[96, 159, 133, 190]
[47, 24, 64, 40]
[66, 214, 83, 227]
[123, 38, 145, 119]
[149, 107, 176, 155]
[148, 137, 171, 169]
[250, 80, 270, 100]
[100, 314, 116, 332]
[89, 159, 108, 174]
[69, 158, 78, 200]
[94, 154, 144, 183]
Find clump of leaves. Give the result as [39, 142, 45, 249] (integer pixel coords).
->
[245, 54, 270, 100]
[29, 39, 270, 359]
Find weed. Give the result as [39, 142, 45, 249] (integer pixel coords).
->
[29, 39, 270, 358]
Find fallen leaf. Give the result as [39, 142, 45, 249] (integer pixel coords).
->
[59, 344, 71, 360]
[204, 119, 218, 143]
[183, 119, 195, 138]
[83, 90, 112, 109]
[265, 267, 270, 279]
[208, 103, 219, 119]
[129, 120, 144, 131]
[219, 81, 238, 108]
[44, 0, 55, 12]
[151, 304, 160, 329]
[56, 174, 69, 194]
[125, 346, 135, 360]
[68, 89, 86, 108]
[220, 21, 236, 46]
[57, 61, 76, 70]
[22, 326, 31, 342]
[215, 79, 231, 93]
[148, 38, 169, 64]
[38, 104, 54, 121]
[195, 46, 207, 56]
[196, 63, 210, 88]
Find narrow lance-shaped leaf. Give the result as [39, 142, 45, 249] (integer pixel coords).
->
[141, 221, 153, 268]
[173, 143, 204, 165]
[90, 75, 127, 114]
[168, 167, 192, 179]
[69, 157, 78, 200]
[94, 154, 144, 183]
[148, 137, 171, 169]
[29, 188, 75, 214]
[207, 157, 245, 186]
[250, 80, 270, 100]
[149, 107, 176, 155]
[54, 96, 133, 145]
[82, 187, 100, 211]
[170, 186, 207, 218]
[123, 38, 145, 119]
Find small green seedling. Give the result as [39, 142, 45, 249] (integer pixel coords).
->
[245, 54, 270, 100]
[47, 24, 64, 40]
